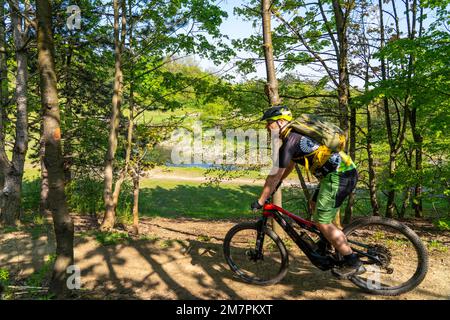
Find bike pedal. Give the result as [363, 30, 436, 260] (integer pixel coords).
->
[331, 265, 366, 280]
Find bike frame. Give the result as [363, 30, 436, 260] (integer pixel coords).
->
[257, 203, 382, 271]
[258, 203, 338, 271]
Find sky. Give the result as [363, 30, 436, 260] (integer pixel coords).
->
[194, 0, 268, 81]
[193, 0, 445, 88]
[195, 0, 341, 85]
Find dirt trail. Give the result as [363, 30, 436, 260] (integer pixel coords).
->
[1, 215, 449, 300]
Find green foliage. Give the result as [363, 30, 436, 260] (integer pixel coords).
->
[196, 234, 211, 242]
[21, 178, 41, 214]
[66, 178, 105, 216]
[139, 234, 160, 242]
[1, 226, 19, 233]
[0, 268, 9, 285]
[427, 240, 449, 253]
[434, 218, 450, 231]
[26, 254, 56, 288]
[0, 268, 11, 299]
[95, 231, 130, 246]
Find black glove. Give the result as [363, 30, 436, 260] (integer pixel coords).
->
[251, 200, 263, 212]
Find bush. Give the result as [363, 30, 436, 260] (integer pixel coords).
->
[66, 177, 133, 224]
[21, 178, 41, 213]
[66, 178, 104, 215]
[434, 218, 450, 231]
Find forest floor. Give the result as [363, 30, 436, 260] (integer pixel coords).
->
[1, 214, 449, 300]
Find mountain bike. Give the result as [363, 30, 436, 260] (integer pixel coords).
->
[223, 197, 429, 296]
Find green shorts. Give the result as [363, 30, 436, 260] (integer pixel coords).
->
[312, 169, 358, 224]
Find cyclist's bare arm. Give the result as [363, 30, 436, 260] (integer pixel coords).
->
[257, 161, 295, 205]
[280, 160, 295, 180]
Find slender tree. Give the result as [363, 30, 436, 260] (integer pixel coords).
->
[0, 0, 30, 225]
[0, 0, 8, 218]
[101, 0, 126, 231]
[261, 0, 283, 215]
[36, 0, 74, 297]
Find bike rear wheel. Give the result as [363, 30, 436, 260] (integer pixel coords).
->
[343, 217, 428, 295]
[223, 222, 289, 286]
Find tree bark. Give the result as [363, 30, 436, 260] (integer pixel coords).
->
[294, 164, 313, 219]
[63, 38, 74, 183]
[0, 0, 8, 219]
[101, 0, 126, 231]
[132, 172, 139, 234]
[343, 98, 356, 224]
[379, 0, 395, 218]
[366, 105, 380, 216]
[407, 0, 423, 218]
[36, 0, 74, 298]
[0, 3, 29, 225]
[363, 54, 380, 216]
[331, 0, 354, 227]
[39, 122, 51, 217]
[261, 0, 284, 233]
[331, 0, 351, 134]
[261, 0, 281, 107]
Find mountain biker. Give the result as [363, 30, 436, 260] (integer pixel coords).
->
[251, 105, 365, 278]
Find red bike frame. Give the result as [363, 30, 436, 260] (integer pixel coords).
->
[256, 202, 338, 271]
[263, 203, 316, 229]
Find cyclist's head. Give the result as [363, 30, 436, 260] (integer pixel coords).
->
[260, 105, 292, 131]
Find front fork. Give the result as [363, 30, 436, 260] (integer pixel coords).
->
[254, 217, 268, 260]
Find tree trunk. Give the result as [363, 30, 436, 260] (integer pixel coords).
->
[63, 38, 74, 183]
[412, 125, 423, 218]
[261, 0, 284, 233]
[36, 0, 74, 298]
[0, 0, 8, 219]
[0, 5, 29, 225]
[407, 0, 423, 218]
[132, 172, 139, 234]
[379, 0, 397, 218]
[386, 152, 396, 218]
[366, 105, 380, 216]
[331, 0, 351, 134]
[39, 124, 51, 217]
[399, 187, 411, 219]
[362, 57, 380, 217]
[331, 0, 353, 228]
[294, 164, 313, 219]
[261, 0, 281, 107]
[101, 0, 126, 231]
[343, 101, 356, 224]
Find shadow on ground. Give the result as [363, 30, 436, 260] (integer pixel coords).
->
[2, 215, 449, 300]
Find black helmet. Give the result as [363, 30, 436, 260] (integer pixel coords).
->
[260, 105, 293, 121]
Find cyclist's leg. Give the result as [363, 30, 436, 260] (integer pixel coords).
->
[313, 170, 357, 255]
[314, 170, 364, 277]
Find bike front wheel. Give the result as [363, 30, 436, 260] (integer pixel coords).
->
[223, 222, 289, 286]
[343, 217, 429, 296]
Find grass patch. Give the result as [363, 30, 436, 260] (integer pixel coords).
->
[137, 178, 311, 219]
[428, 240, 448, 253]
[94, 231, 130, 246]
[196, 234, 211, 242]
[139, 234, 160, 242]
[1, 226, 19, 233]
